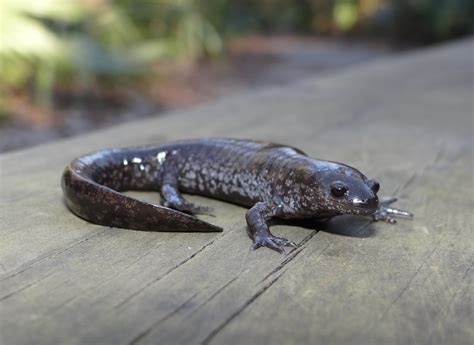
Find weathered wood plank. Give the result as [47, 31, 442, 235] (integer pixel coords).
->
[0, 39, 472, 345]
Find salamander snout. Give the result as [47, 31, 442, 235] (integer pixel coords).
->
[349, 178, 380, 214]
[352, 194, 378, 209]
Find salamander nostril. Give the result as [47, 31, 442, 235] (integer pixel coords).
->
[367, 179, 380, 193]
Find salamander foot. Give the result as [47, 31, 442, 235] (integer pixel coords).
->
[251, 235, 297, 254]
[373, 197, 414, 224]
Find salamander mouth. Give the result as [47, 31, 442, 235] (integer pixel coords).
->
[348, 205, 377, 216]
[333, 199, 378, 216]
[331, 202, 377, 216]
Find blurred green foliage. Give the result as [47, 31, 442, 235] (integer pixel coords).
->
[0, 0, 226, 110]
[1, 0, 473, 115]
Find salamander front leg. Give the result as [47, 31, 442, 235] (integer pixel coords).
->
[373, 197, 414, 224]
[246, 202, 296, 254]
[161, 184, 214, 216]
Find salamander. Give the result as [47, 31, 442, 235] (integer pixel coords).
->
[61, 138, 413, 253]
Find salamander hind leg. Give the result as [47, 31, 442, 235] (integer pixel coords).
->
[161, 181, 214, 216]
[246, 202, 297, 254]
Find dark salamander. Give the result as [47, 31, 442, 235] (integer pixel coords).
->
[62, 138, 413, 253]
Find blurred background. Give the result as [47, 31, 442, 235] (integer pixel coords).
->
[1, 0, 473, 152]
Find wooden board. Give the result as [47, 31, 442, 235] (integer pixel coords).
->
[1, 39, 473, 345]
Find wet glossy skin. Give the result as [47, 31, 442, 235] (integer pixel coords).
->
[61, 138, 413, 253]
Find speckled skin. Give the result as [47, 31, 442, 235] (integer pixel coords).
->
[61, 138, 413, 252]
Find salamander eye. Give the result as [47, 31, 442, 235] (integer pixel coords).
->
[367, 179, 380, 193]
[331, 182, 348, 197]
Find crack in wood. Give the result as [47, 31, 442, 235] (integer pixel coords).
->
[0, 229, 108, 281]
[297, 230, 319, 247]
[201, 273, 284, 345]
[392, 172, 417, 196]
[0, 271, 55, 301]
[378, 238, 443, 321]
[113, 237, 220, 310]
[426, 260, 474, 344]
[127, 273, 242, 343]
[258, 230, 318, 283]
[128, 292, 199, 345]
[45, 294, 79, 315]
[188, 276, 240, 317]
[259, 248, 303, 284]
[428, 262, 474, 344]
[44, 237, 174, 317]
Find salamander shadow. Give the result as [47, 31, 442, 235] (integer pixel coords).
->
[272, 215, 377, 238]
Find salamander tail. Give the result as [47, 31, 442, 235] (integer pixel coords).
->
[61, 166, 223, 232]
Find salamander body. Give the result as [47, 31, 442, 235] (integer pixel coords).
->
[61, 138, 412, 252]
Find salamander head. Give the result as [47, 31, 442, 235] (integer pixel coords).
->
[315, 169, 380, 216]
